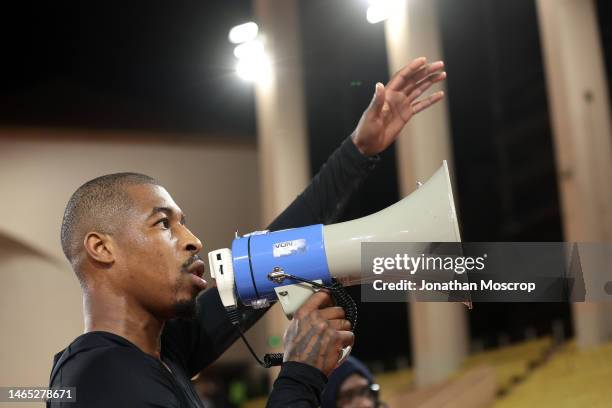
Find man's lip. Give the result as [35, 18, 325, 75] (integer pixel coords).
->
[187, 259, 206, 278]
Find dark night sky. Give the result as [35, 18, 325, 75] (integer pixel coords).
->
[2, 0, 611, 365]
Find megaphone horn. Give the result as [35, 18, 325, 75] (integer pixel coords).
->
[325, 160, 461, 285]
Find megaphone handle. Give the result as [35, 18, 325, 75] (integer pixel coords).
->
[234, 279, 357, 369]
[270, 272, 358, 334]
[263, 279, 357, 367]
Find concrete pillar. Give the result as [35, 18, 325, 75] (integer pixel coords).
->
[384, 0, 468, 386]
[253, 0, 310, 381]
[535, 0, 612, 348]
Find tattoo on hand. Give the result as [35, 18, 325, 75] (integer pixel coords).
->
[283, 311, 340, 373]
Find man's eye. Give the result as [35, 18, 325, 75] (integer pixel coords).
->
[156, 218, 170, 229]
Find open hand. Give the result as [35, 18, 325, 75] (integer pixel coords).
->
[352, 57, 447, 156]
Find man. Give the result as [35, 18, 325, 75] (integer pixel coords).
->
[48, 57, 446, 407]
[321, 356, 385, 408]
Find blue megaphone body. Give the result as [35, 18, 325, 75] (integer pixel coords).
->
[208, 161, 461, 318]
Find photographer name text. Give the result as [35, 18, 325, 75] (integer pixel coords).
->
[372, 279, 536, 293]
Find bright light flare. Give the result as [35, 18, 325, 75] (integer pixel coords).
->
[236, 53, 272, 84]
[228, 22, 259, 44]
[366, 0, 403, 24]
[233, 40, 265, 60]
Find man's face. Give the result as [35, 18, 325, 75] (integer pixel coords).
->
[112, 184, 207, 319]
[336, 374, 376, 408]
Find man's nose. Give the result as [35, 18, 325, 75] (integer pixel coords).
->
[183, 228, 203, 253]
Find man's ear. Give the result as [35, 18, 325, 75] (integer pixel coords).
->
[83, 232, 115, 265]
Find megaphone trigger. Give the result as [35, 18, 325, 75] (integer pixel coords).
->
[265, 271, 358, 333]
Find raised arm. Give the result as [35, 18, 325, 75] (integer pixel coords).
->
[162, 56, 448, 377]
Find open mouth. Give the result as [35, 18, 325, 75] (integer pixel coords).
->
[187, 259, 206, 278]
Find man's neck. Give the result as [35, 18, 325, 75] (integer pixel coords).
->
[83, 290, 165, 359]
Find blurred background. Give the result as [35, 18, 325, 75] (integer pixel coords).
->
[0, 0, 610, 407]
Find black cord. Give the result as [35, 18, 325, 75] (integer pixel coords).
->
[227, 307, 284, 368]
[236, 324, 283, 368]
[271, 275, 358, 331]
[230, 277, 357, 369]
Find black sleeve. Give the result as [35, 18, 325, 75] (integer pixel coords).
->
[266, 362, 328, 408]
[267, 134, 379, 230]
[48, 349, 181, 408]
[162, 135, 379, 377]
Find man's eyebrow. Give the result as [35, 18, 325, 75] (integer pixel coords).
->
[149, 206, 174, 218]
[149, 206, 186, 224]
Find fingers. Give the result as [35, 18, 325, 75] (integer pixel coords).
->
[387, 57, 427, 91]
[407, 71, 446, 102]
[336, 330, 355, 349]
[317, 290, 335, 309]
[329, 319, 352, 331]
[319, 306, 345, 321]
[321, 330, 355, 374]
[371, 82, 386, 115]
[411, 91, 445, 115]
[297, 290, 332, 314]
[400, 61, 444, 94]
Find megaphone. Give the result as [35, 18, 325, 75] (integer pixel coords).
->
[208, 161, 461, 366]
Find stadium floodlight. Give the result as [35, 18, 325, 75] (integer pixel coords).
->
[228, 22, 259, 44]
[229, 22, 271, 84]
[236, 52, 272, 83]
[366, 0, 402, 24]
[233, 40, 265, 60]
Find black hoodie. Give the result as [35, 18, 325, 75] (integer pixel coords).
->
[48, 136, 378, 407]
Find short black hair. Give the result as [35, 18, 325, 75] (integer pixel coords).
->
[60, 172, 160, 268]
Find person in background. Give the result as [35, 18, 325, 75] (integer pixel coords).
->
[322, 356, 387, 408]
